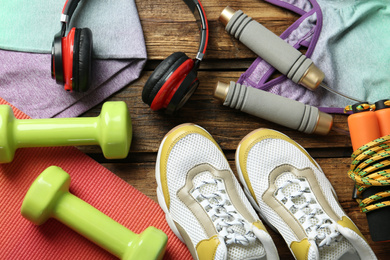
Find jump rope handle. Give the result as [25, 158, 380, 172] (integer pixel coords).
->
[348, 100, 390, 151]
[348, 103, 381, 152]
[214, 81, 333, 135]
[220, 6, 324, 91]
[347, 100, 390, 242]
[348, 101, 390, 198]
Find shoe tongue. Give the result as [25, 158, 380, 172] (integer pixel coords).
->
[192, 172, 266, 259]
[276, 173, 357, 260]
[226, 239, 266, 259]
[317, 236, 358, 260]
[196, 172, 218, 195]
[337, 248, 359, 260]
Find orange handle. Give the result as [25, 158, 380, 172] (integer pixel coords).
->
[348, 111, 381, 151]
[375, 108, 390, 136]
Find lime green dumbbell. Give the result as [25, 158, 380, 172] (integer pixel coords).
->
[21, 166, 168, 260]
[0, 101, 132, 163]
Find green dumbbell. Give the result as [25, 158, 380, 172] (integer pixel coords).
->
[21, 166, 168, 260]
[0, 101, 132, 163]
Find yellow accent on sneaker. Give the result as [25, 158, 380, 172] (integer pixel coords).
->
[337, 216, 368, 243]
[253, 220, 267, 232]
[237, 128, 319, 204]
[196, 235, 220, 260]
[290, 239, 311, 260]
[159, 124, 223, 209]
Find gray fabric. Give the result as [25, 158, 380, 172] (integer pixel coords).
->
[0, 0, 146, 59]
[311, 0, 390, 107]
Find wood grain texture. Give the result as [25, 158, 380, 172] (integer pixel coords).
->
[80, 0, 390, 259]
[136, 0, 299, 59]
[82, 70, 351, 154]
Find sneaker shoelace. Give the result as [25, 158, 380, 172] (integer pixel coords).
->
[191, 178, 257, 246]
[275, 178, 341, 248]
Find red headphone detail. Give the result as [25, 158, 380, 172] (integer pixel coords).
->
[142, 0, 208, 114]
[51, 0, 92, 92]
[150, 59, 195, 111]
[61, 28, 75, 91]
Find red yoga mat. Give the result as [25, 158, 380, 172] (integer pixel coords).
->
[0, 98, 191, 259]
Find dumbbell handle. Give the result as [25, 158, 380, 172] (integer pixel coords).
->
[21, 166, 167, 259]
[0, 101, 132, 163]
[54, 192, 136, 258]
[214, 81, 333, 135]
[220, 7, 324, 90]
[13, 117, 100, 148]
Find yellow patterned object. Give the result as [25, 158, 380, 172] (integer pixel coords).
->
[348, 135, 390, 213]
[344, 100, 390, 113]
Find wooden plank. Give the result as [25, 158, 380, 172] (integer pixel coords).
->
[102, 156, 389, 260]
[136, 0, 299, 59]
[144, 59, 256, 71]
[81, 70, 351, 154]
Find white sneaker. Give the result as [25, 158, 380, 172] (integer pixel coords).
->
[235, 128, 377, 260]
[156, 124, 279, 260]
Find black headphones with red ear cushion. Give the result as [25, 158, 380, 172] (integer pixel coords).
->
[142, 52, 189, 106]
[51, 0, 93, 92]
[142, 0, 208, 114]
[72, 28, 92, 92]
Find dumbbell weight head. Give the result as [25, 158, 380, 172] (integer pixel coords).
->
[0, 101, 132, 163]
[98, 102, 132, 159]
[21, 166, 168, 260]
[0, 105, 16, 163]
[123, 227, 167, 260]
[21, 166, 70, 225]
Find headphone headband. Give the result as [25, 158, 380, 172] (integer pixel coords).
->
[142, 0, 209, 113]
[59, 0, 208, 60]
[183, 0, 208, 61]
[60, 0, 81, 36]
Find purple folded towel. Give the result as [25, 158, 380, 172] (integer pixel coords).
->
[0, 50, 145, 118]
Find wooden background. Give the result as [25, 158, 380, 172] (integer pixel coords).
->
[80, 0, 389, 259]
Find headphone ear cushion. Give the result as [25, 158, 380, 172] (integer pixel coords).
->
[73, 28, 93, 92]
[142, 52, 189, 106]
[52, 31, 64, 84]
